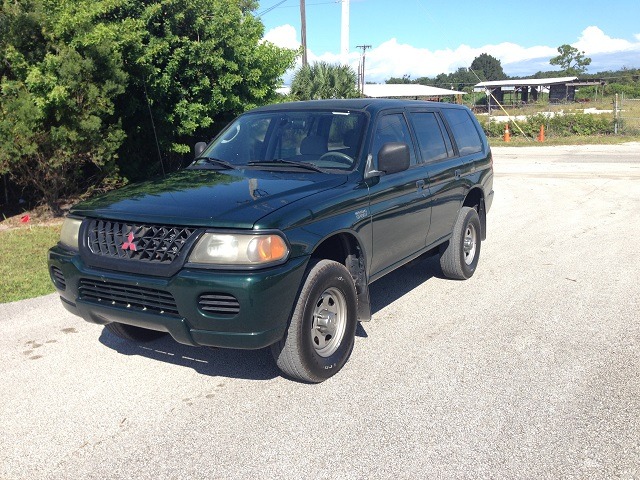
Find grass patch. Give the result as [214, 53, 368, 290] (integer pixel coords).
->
[0, 225, 61, 303]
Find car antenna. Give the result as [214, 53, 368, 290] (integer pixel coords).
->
[143, 80, 167, 176]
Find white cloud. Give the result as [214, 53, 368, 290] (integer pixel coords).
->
[264, 25, 640, 84]
[363, 39, 558, 82]
[264, 25, 363, 83]
[262, 24, 300, 49]
[574, 26, 639, 54]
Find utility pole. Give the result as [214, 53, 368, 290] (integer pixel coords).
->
[300, 0, 308, 67]
[340, 0, 350, 66]
[356, 45, 371, 95]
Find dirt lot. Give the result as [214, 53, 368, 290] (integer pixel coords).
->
[1, 143, 639, 479]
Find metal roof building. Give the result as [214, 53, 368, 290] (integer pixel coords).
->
[473, 76, 578, 89]
[363, 83, 466, 99]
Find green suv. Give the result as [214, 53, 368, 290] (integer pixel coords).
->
[48, 99, 494, 382]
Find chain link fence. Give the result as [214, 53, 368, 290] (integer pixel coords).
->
[617, 96, 640, 135]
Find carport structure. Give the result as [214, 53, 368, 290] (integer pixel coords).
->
[474, 76, 606, 110]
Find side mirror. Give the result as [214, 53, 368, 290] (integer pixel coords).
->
[378, 142, 410, 175]
[194, 141, 207, 158]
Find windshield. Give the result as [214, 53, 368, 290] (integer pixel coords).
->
[192, 109, 366, 172]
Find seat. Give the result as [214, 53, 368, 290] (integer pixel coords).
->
[299, 135, 328, 157]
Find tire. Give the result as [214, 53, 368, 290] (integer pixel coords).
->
[271, 259, 358, 383]
[440, 206, 481, 280]
[105, 322, 166, 342]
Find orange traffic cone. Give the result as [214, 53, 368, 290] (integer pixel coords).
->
[537, 124, 545, 142]
[503, 123, 511, 142]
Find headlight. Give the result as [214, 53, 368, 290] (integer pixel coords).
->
[189, 233, 289, 266]
[60, 217, 82, 250]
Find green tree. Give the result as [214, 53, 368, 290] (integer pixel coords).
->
[119, 0, 297, 178]
[470, 53, 507, 81]
[386, 74, 413, 84]
[0, 0, 127, 212]
[290, 62, 358, 100]
[64, 0, 296, 181]
[0, 0, 298, 209]
[550, 44, 591, 76]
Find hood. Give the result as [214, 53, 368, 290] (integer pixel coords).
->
[72, 168, 347, 228]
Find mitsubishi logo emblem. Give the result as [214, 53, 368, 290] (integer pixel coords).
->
[121, 232, 137, 251]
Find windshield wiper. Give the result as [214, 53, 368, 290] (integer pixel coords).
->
[247, 159, 323, 173]
[194, 157, 236, 170]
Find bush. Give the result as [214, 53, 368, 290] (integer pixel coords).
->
[482, 120, 505, 138]
[549, 113, 613, 136]
[0, 0, 298, 209]
[0, 37, 127, 212]
[481, 112, 613, 138]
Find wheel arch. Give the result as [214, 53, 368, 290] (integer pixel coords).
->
[310, 231, 371, 322]
[463, 187, 487, 241]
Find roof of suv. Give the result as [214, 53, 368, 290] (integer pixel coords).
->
[251, 98, 468, 115]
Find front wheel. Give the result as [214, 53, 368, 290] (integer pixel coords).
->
[440, 206, 482, 280]
[271, 259, 358, 383]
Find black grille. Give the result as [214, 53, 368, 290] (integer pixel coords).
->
[86, 219, 197, 264]
[79, 279, 179, 316]
[198, 293, 240, 316]
[51, 266, 66, 290]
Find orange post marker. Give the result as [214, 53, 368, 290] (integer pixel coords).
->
[537, 124, 545, 142]
[503, 123, 511, 142]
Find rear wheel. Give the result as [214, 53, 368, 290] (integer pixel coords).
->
[105, 322, 166, 342]
[440, 206, 481, 280]
[271, 259, 357, 383]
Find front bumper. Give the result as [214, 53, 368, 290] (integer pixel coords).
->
[48, 246, 309, 349]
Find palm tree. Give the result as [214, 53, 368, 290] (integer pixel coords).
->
[290, 61, 359, 100]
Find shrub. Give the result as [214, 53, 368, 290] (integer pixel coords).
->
[548, 113, 613, 136]
[481, 112, 613, 138]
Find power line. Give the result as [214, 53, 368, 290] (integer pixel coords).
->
[256, 0, 342, 16]
[257, 0, 288, 17]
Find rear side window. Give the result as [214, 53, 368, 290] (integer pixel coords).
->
[442, 109, 483, 155]
[410, 112, 450, 163]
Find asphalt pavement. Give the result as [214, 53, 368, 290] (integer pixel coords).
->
[1, 143, 639, 479]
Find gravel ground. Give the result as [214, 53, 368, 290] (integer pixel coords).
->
[1, 143, 639, 479]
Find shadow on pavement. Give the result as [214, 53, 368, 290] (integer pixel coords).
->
[99, 329, 280, 381]
[369, 254, 441, 315]
[98, 252, 442, 381]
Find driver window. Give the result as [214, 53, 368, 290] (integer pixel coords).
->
[209, 117, 270, 163]
[277, 118, 309, 159]
[372, 113, 416, 167]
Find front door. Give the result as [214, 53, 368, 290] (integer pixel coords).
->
[367, 112, 431, 279]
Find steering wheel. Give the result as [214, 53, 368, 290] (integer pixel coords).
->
[318, 151, 354, 166]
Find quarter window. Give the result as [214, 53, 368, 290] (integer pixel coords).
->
[442, 109, 483, 155]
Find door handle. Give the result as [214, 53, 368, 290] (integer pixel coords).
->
[454, 169, 461, 179]
[416, 179, 425, 190]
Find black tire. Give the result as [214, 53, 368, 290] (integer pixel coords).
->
[105, 322, 166, 342]
[271, 259, 358, 383]
[440, 206, 481, 280]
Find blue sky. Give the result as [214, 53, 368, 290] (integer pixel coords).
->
[257, 0, 640, 83]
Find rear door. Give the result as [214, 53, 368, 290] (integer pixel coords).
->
[409, 107, 481, 248]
